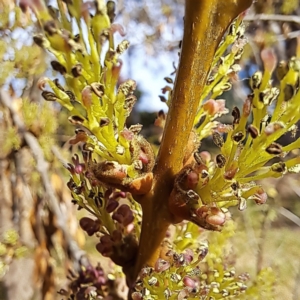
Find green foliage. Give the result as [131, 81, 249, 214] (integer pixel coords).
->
[281, 0, 298, 14]
[22, 98, 58, 160]
[2, 126, 21, 155]
[0, 5, 45, 86]
[0, 229, 27, 278]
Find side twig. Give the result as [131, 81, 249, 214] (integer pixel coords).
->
[244, 13, 300, 25]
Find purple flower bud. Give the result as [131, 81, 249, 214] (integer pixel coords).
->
[79, 217, 100, 236]
[74, 163, 85, 174]
[183, 276, 196, 288]
[184, 249, 194, 264]
[96, 242, 113, 257]
[94, 276, 106, 288]
[154, 258, 170, 273]
[123, 212, 134, 226]
[111, 230, 122, 243]
[106, 198, 119, 213]
[111, 212, 123, 224]
[100, 234, 113, 246]
[112, 204, 134, 226]
[96, 235, 114, 255]
[111, 191, 127, 200]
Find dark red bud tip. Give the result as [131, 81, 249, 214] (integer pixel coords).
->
[106, 199, 119, 213]
[79, 217, 100, 236]
[96, 242, 113, 257]
[111, 230, 122, 243]
[74, 164, 85, 174]
[112, 204, 134, 226]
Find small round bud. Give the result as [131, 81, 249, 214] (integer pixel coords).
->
[183, 276, 196, 288]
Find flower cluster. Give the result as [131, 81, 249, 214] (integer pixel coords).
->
[166, 18, 300, 230]
[67, 151, 140, 273]
[132, 222, 261, 300]
[31, 0, 155, 194]
[26, 0, 153, 275]
[58, 263, 108, 299]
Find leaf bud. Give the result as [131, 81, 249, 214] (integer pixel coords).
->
[132, 292, 143, 300]
[288, 56, 300, 72]
[107, 0, 116, 22]
[111, 230, 122, 243]
[81, 86, 92, 107]
[129, 124, 143, 135]
[65, 90, 75, 102]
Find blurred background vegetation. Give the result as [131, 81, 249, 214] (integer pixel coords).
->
[0, 0, 300, 299]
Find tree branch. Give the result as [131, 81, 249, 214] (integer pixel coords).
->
[0, 90, 89, 270]
[244, 13, 300, 25]
[133, 0, 253, 280]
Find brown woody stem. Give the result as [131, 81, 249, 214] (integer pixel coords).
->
[133, 0, 253, 282]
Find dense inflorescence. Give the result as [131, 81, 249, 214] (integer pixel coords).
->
[132, 221, 275, 299]
[24, 0, 300, 298]
[165, 17, 300, 231]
